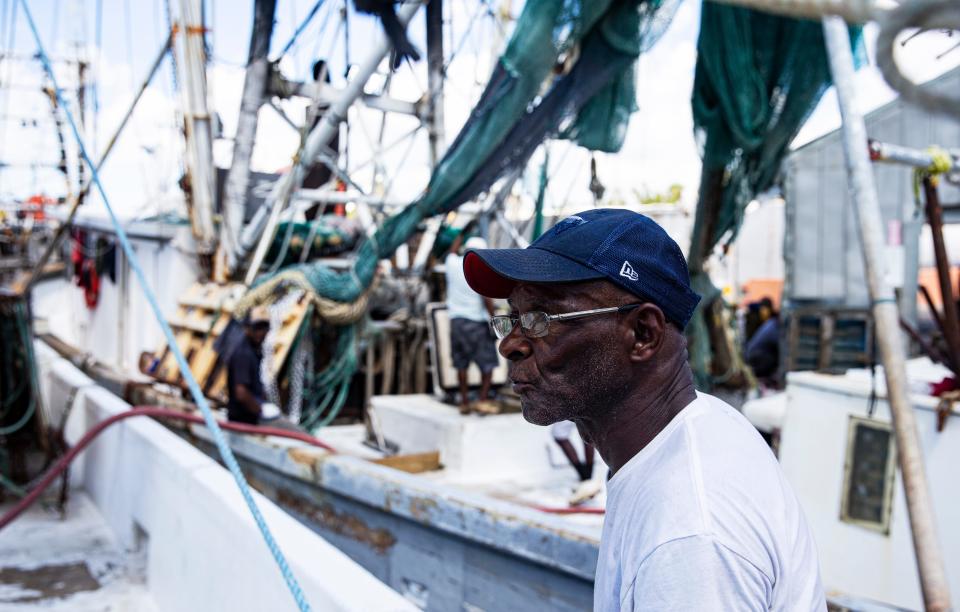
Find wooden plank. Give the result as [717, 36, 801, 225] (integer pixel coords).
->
[149, 281, 306, 405]
[372, 451, 441, 474]
[208, 368, 228, 403]
[190, 312, 230, 383]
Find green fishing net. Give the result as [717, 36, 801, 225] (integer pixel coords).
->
[259, 0, 680, 430]
[686, 3, 862, 388]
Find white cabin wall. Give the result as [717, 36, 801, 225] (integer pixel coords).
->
[122, 229, 199, 373]
[32, 224, 200, 375]
[780, 371, 960, 609]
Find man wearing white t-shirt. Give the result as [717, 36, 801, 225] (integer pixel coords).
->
[463, 208, 824, 611]
[444, 234, 498, 413]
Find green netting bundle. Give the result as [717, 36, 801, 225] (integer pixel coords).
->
[264, 219, 357, 268]
[686, 3, 862, 388]
[257, 0, 680, 306]
[257, 0, 681, 429]
[559, 0, 674, 152]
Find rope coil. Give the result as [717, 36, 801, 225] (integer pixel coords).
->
[234, 270, 378, 325]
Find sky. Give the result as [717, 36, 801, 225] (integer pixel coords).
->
[0, 0, 958, 225]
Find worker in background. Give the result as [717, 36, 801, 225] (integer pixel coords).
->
[744, 296, 774, 341]
[464, 209, 823, 610]
[445, 233, 498, 414]
[746, 301, 780, 384]
[227, 306, 280, 424]
[551, 420, 595, 481]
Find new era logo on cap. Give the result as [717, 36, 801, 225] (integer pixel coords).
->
[619, 260, 639, 281]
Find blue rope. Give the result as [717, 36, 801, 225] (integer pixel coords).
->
[17, 3, 311, 610]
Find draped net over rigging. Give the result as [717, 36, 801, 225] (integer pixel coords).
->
[685, 4, 862, 388]
[240, 0, 680, 429]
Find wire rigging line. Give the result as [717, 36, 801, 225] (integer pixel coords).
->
[308, 0, 334, 75]
[122, 0, 150, 191]
[50, 0, 59, 50]
[0, 0, 8, 61]
[16, 2, 312, 610]
[92, 0, 102, 156]
[288, 0, 299, 74]
[0, 0, 19, 194]
[276, 0, 326, 61]
[443, 0, 485, 72]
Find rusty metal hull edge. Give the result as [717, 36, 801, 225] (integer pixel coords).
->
[181, 429, 598, 611]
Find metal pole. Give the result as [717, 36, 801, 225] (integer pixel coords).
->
[921, 177, 960, 373]
[174, 0, 217, 256]
[425, 0, 445, 166]
[294, 188, 406, 208]
[221, 0, 277, 274]
[241, 0, 424, 285]
[21, 36, 172, 294]
[869, 139, 960, 170]
[822, 16, 952, 611]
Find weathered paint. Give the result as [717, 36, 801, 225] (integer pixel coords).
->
[276, 489, 398, 555]
[32, 341, 418, 612]
[185, 427, 600, 611]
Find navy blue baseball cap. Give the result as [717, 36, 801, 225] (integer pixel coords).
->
[463, 208, 701, 328]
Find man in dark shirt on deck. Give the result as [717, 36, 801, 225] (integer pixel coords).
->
[227, 306, 276, 424]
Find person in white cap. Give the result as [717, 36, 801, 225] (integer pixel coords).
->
[444, 232, 498, 414]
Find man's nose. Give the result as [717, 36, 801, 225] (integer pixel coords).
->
[498, 326, 531, 361]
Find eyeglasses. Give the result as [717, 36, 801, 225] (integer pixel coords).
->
[490, 304, 642, 340]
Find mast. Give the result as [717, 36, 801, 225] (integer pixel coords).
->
[220, 0, 277, 276]
[173, 0, 217, 260]
[822, 16, 952, 611]
[240, 0, 425, 285]
[425, 0, 444, 166]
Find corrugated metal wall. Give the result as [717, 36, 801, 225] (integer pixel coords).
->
[784, 68, 960, 322]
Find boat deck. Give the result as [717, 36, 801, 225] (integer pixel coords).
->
[0, 491, 157, 611]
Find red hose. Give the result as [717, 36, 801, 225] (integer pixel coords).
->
[0, 407, 335, 531]
[0, 406, 602, 531]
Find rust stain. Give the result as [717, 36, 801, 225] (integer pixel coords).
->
[276, 490, 397, 555]
[288, 447, 326, 467]
[408, 496, 438, 521]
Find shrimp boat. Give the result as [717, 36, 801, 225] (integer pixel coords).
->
[3, 0, 960, 610]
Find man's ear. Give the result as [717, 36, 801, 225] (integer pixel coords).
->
[627, 303, 666, 363]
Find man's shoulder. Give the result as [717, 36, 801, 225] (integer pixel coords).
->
[683, 393, 781, 469]
[605, 394, 788, 556]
